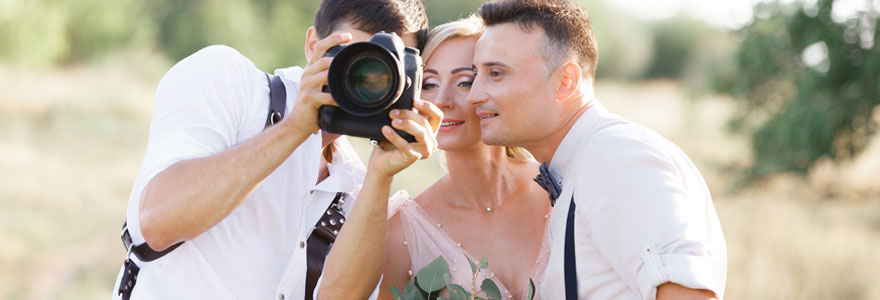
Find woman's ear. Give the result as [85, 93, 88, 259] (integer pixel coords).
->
[305, 26, 319, 62]
[555, 62, 583, 102]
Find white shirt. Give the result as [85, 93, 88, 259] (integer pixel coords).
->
[111, 45, 366, 300]
[538, 102, 727, 300]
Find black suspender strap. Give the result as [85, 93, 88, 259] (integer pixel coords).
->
[265, 73, 286, 128]
[118, 72, 289, 300]
[118, 222, 184, 300]
[305, 192, 347, 300]
[564, 196, 578, 299]
[121, 222, 183, 262]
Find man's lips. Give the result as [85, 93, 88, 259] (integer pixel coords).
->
[477, 112, 499, 124]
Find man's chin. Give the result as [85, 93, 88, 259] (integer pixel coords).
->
[480, 131, 509, 147]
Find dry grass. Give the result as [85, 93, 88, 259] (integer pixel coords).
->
[0, 56, 878, 299]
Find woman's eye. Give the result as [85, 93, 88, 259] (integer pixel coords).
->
[422, 83, 439, 90]
[457, 78, 473, 88]
[422, 78, 440, 91]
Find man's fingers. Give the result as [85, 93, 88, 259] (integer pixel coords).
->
[302, 57, 333, 78]
[308, 92, 337, 108]
[309, 33, 352, 63]
[300, 68, 330, 91]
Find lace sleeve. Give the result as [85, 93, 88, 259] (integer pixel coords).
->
[387, 190, 411, 219]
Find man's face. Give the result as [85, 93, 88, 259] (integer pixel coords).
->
[468, 23, 561, 148]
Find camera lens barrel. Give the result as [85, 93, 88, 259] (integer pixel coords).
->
[319, 32, 420, 142]
[326, 43, 405, 116]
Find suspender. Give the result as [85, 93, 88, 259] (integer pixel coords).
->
[265, 73, 286, 128]
[305, 192, 347, 300]
[564, 196, 578, 299]
[118, 73, 341, 300]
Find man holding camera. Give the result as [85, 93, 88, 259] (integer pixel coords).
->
[111, 1, 439, 299]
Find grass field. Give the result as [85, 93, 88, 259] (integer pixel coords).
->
[1, 52, 878, 299]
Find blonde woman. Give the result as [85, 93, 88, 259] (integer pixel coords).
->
[318, 16, 551, 299]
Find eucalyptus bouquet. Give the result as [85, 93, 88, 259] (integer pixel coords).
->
[390, 256, 536, 300]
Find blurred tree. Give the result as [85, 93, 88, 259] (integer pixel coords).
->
[717, 0, 879, 179]
[643, 15, 718, 79]
[579, 0, 654, 80]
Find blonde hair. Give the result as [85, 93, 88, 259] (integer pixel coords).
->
[422, 15, 484, 62]
[423, 15, 535, 162]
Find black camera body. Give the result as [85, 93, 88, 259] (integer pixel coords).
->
[319, 32, 422, 142]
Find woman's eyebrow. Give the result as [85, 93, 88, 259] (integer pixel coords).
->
[424, 69, 439, 75]
[451, 67, 475, 74]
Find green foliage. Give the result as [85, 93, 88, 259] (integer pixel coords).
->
[577, 0, 654, 80]
[392, 256, 536, 300]
[715, 0, 880, 179]
[643, 15, 728, 79]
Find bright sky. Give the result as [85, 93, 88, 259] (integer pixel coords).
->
[609, 0, 879, 28]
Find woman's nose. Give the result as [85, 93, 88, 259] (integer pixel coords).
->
[433, 85, 455, 109]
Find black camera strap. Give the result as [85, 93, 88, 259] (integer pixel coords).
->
[265, 73, 286, 128]
[118, 72, 343, 300]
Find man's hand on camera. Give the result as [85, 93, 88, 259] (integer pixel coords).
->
[285, 32, 352, 135]
[367, 99, 442, 177]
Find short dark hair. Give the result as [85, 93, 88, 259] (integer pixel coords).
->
[478, 0, 598, 77]
[314, 0, 429, 51]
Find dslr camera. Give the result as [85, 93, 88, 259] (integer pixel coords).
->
[319, 32, 422, 142]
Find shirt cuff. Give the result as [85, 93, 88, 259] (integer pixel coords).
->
[636, 243, 720, 300]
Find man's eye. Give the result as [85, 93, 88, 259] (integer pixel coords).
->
[489, 70, 501, 78]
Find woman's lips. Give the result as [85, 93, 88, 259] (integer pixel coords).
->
[439, 120, 465, 132]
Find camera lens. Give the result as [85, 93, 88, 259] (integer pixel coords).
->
[344, 55, 393, 106]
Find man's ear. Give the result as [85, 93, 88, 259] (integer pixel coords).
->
[555, 62, 583, 102]
[305, 26, 319, 62]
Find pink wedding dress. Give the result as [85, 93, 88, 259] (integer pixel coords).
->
[389, 191, 550, 299]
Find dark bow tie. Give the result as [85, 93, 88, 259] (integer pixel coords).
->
[533, 162, 561, 207]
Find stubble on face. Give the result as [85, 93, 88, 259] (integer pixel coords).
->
[471, 23, 557, 148]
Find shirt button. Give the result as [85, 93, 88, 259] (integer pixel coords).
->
[279, 294, 285, 300]
[299, 241, 305, 248]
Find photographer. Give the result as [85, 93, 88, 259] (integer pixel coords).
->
[111, 1, 437, 299]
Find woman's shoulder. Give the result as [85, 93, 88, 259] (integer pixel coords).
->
[387, 190, 413, 219]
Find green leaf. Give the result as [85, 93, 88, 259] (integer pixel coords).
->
[437, 298, 447, 300]
[416, 256, 451, 293]
[447, 284, 471, 300]
[405, 280, 423, 300]
[390, 286, 403, 300]
[527, 278, 536, 300]
[467, 257, 478, 273]
[479, 257, 488, 269]
[480, 278, 502, 300]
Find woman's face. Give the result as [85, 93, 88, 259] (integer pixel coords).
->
[422, 36, 482, 151]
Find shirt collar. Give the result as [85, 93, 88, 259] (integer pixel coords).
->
[548, 101, 609, 182]
[313, 136, 366, 193]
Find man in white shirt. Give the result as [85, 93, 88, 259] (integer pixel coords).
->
[111, 1, 438, 299]
[468, 1, 727, 299]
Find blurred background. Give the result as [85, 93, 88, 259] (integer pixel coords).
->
[1, 0, 878, 299]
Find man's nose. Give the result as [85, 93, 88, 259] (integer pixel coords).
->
[466, 77, 488, 106]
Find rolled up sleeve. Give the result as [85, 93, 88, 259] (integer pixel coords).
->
[125, 45, 264, 244]
[579, 129, 722, 299]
